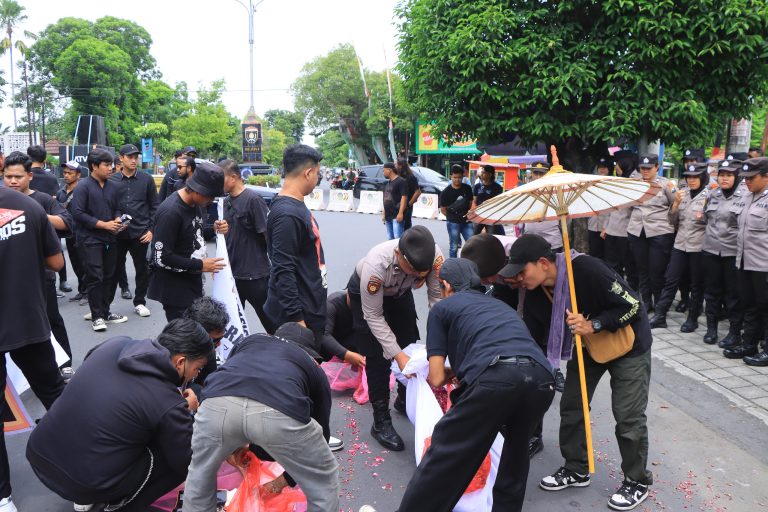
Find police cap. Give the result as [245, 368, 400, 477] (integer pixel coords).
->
[398, 225, 436, 272]
[718, 159, 742, 173]
[739, 157, 768, 178]
[682, 148, 706, 162]
[596, 156, 615, 169]
[682, 163, 708, 176]
[638, 154, 658, 167]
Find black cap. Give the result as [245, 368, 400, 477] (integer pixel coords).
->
[498, 234, 552, 278]
[726, 152, 749, 161]
[460, 233, 507, 278]
[186, 161, 224, 197]
[182, 146, 198, 155]
[398, 225, 436, 272]
[530, 161, 550, 173]
[596, 156, 614, 169]
[682, 148, 706, 162]
[682, 163, 708, 176]
[718, 159, 742, 172]
[274, 322, 322, 362]
[119, 144, 140, 156]
[740, 157, 768, 178]
[439, 258, 481, 292]
[638, 154, 658, 167]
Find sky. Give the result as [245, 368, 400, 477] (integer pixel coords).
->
[0, 0, 403, 140]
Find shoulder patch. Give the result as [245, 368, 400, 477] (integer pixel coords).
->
[367, 277, 383, 295]
[433, 255, 444, 276]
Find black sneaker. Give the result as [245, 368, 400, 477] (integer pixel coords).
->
[554, 369, 565, 393]
[528, 436, 543, 458]
[539, 466, 590, 491]
[608, 480, 649, 510]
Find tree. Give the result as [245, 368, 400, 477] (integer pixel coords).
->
[0, 0, 27, 128]
[264, 109, 305, 143]
[397, 0, 768, 169]
[315, 129, 349, 167]
[261, 127, 288, 165]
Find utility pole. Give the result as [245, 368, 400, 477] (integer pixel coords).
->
[232, 0, 264, 110]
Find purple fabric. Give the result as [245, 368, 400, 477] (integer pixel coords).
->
[546, 250, 582, 368]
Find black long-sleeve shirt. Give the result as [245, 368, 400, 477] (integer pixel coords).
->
[204, 334, 332, 440]
[158, 168, 180, 203]
[110, 170, 158, 239]
[70, 175, 121, 246]
[30, 167, 60, 196]
[320, 291, 355, 360]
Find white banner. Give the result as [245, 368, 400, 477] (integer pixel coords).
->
[357, 191, 383, 214]
[413, 193, 439, 219]
[326, 189, 354, 212]
[304, 188, 325, 210]
[212, 200, 250, 361]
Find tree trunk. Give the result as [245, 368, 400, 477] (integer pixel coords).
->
[338, 121, 369, 166]
[371, 136, 388, 163]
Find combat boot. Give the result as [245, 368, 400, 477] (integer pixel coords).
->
[680, 308, 700, 333]
[744, 350, 768, 366]
[718, 325, 741, 349]
[649, 312, 667, 329]
[370, 399, 404, 451]
[723, 342, 758, 359]
[675, 297, 689, 313]
[702, 316, 718, 344]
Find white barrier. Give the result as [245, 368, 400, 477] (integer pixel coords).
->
[304, 188, 326, 210]
[412, 193, 439, 219]
[326, 189, 355, 212]
[357, 191, 383, 214]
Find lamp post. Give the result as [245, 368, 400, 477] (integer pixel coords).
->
[231, 0, 264, 109]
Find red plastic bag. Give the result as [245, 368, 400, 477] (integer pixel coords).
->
[226, 452, 307, 512]
[152, 463, 243, 511]
[421, 436, 491, 495]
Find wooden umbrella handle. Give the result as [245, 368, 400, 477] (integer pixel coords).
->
[551, 145, 560, 167]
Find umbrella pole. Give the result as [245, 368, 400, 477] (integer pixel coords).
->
[559, 214, 595, 474]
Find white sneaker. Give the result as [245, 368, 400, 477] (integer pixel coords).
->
[328, 435, 344, 452]
[0, 497, 17, 512]
[73, 505, 93, 512]
[105, 313, 128, 324]
[83, 312, 92, 321]
[359, 507, 377, 512]
[61, 367, 75, 384]
[134, 304, 151, 317]
[92, 319, 107, 332]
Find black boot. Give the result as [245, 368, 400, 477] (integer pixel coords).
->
[680, 309, 700, 333]
[718, 325, 742, 349]
[702, 316, 718, 344]
[649, 312, 667, 329]
[723, 343, 758, 359]
[393, 383, 406, 414]
[675, 298, 690, 313]
[744, 350, 768, 366]
[644, 299, 654, 313]
[370, 400, 404, 451]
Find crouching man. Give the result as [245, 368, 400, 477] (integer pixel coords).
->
[182, 323, 339, 512]
[26, 319, 213, 512]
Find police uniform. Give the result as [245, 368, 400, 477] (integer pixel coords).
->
[627, 155, 677, 309]
[724, 158, 768, 364]
[604, 206, 639, 290]
[650, 163, 710, 332]
[347, 227, 444, 450]
[702, 159, 744, 347]
[523, 220, 563, 251]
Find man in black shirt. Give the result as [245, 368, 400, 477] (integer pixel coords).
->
[472, 164, 505, 235]
[27, 145, 59, 197]
[397, 157, 421, 231]
[71, 149, 128, 332]
[173, 155, 196, 193]
[0, 185, 66, 512]
[392, 258, 554, 512]
[57, 161, 87, 301]
[321, 291, 365, 367]
[382, 162, 407, 239]
[148, 161, 227, 322]
[501, 234, 653, 511]
[108, 144, 158, 318]
[439, 164, 474, 257]
[183, 323, 339, 512]
[220, 159, 271, 330]
[158, 150, 183, 203]
[264, 144, 327, 342]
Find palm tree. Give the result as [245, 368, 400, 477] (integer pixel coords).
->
[0, 0, 27, 129]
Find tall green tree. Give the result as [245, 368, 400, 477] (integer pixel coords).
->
[315, 129, 349, 167]
[264, 109, 305, 144]
[0, 0, 26, 128]
[397, 0, 768, 169]
[261, 127, 288, 165]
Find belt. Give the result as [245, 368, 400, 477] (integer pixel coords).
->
[493, 355, 536, 365]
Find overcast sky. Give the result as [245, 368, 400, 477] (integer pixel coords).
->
[0, 0, 402, 138]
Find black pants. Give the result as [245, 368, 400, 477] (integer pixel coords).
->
[655, 249, 703, 315]
[588, 230, 605, 260]
[0, 342, 64, 498]
[58, 244, 67, 284]
[702, 252, 742, 327]
[65, 238, 86, 294]
[46, 277, 72, 365]
[398, 361, 555, 512]
[403, 206, 413, 230]
[235, 277, 271, 331]
[109, 238, 150, 306]
[628, 231, 674, 305]
[738, 268, 768, 345]
[605, 235, 639, 290]
[81, 243, 117, 320]
[473, 223, 505, 236]
[163, 304, 187, 322]
[349, 290, 419, 404]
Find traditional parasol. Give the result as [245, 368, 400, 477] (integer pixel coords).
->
[467, 145, 659, 473]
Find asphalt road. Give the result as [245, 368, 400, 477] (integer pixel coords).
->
[7, 208, 768, 512]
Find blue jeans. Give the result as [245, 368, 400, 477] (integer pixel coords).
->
[447, 221, 474, 257]
[386, 219, 404, 239]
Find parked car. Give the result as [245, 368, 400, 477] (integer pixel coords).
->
[353, 164, 449, 198]
[202, 185, 279, 241]
[239, 163, 277, 176]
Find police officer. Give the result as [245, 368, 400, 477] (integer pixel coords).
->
[673, 148, 706, 312]
[702, 159, 744, 347]
[587, 157, 614, 259]
[347, 225, 444, 450]
[602, 154, 639, 290]
[649, 163, 709, 332]
[627, 154, 676, 311]
[522, 162, 564, 251]
[724, 158, 768, 365]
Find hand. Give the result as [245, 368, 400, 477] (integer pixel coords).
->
[182, 388, 199, 412]
[382, 216, 386, 224]
[100, 219, 122, 233]
[396, 213, 404, 223]
[674, 189, 686, 204]
[297, 320, 307, 328]
[600, 229, 607, 240]
[201, 257, 226, 273]
[261, 474, 289, 495]
[214, 220, 229, 235]
[566, 309, 594, 336]
[139, 230, 152, 244]
[344, 350, 366, 369]
[226, 445, 251, 469]
[394, 352, 412, 376]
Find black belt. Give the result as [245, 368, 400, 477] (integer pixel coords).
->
[493, 355, 536, 365]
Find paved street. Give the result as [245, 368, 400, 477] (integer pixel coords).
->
[7, 208, 768, 512]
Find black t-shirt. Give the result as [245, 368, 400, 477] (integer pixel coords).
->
[320, 291, 354, 360]
[383, 176, 407, 220]
[224, 188, 270, 280]
[439, 184, 474, 223]
[264, 196, 327, 333]
[404, 173, 419, 203]
[427, 289, 552, 386]
[473, 181, 503, 206]
[204, 334, 331, 439]
[0, 187, 61, 350]
[30, 167, 60, 197]
[522, 255, 652, 359]
[147, 192, 206, 307]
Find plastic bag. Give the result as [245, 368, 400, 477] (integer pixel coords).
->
[321, 357, 393, 405]
[226, 452, 307, 512]
[152, 463, 243, 511]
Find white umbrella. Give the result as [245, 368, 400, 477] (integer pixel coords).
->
[468, 146, 659, 473]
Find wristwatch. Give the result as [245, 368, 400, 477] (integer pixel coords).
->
[591, 319, 603, 333]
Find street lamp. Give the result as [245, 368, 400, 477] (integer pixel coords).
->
[231, 0, 264, 109]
